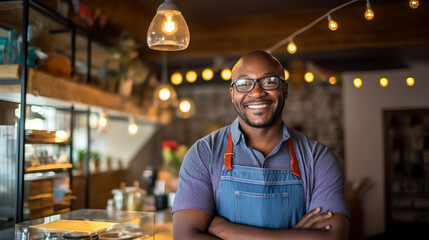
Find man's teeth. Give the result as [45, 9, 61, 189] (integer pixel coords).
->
[247, 104, 268, 108]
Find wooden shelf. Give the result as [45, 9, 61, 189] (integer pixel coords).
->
[0, 68, 160, 122]
[25, 163, 73, 173]
[0, 64, 21, 80]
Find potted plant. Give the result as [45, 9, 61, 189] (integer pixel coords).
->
[105, 154, 113, 171]
[90, 151, 101, 172]
[76, 149, 86, 171]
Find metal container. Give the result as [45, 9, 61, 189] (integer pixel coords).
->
[110, 181, 146, 211]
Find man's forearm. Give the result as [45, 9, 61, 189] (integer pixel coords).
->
[208, 214, 349, 240]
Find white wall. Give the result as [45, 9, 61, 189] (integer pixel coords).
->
[343, 61, 429, 237]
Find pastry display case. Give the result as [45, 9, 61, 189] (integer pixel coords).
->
[15, 209, 155, 240]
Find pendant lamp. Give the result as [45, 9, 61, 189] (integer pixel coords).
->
[147, 0, 190, 51]
[153, 52, 178, 107]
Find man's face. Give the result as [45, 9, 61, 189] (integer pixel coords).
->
[230, 54, 288, 128]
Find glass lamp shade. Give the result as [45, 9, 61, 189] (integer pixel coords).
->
[147, 1, 190, 51]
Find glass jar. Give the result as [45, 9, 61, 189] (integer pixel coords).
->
[4, 29, 21, 64]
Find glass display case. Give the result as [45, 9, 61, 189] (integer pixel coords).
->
[15, 209, 155, 239]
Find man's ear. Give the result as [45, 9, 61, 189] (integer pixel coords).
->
[283, 81, 288, 99]
[229, 86, 234, 102]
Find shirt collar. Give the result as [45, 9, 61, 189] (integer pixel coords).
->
[230, 118, 291, 146]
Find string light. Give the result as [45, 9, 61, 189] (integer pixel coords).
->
[128, 117, 138, 135]
[284, 70, 290, 80]
[327, 15, 338, 31]
[186, 70, 197, 83]
[171, 72, 183, 85]
[221, 69, 232, 80]
[380, 77, 388, 87]
[409, 0, 419, 9]
[287, 40, 297, 54]
[406, 77, 415, 86]
[364, 0, 374, 20]
[353, 78, 362, 88]
[304, 72, 314, 83]
[329, 76, 337, 85]
[266, 0, 371, 54]
[202, 68, 214, 81]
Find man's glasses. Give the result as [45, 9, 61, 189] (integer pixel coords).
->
[231, 76, 284, 93]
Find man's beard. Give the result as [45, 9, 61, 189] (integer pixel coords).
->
[233, 96, 285, 128]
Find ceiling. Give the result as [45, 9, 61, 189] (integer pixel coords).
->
[76, 0, 429, 72]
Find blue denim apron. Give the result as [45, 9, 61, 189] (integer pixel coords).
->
[217, 131, 306, 229]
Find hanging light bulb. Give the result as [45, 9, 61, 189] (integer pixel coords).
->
[353, 78, 363, 88]
[186, 70, 197, 83]
[154, 52, 178, 108]
[158, 87, 171, 101]
[406, 77, 415, 86]
[364, 0, 375, 20]
[329, 76, 337, 85]
[327, 15, 338, 31]
[128, 117, 138, 135]
[284, 70, 290, 80]
[179, 99, 192, 113]
[380, 77, 388, 87]
[171, 72, 183, 85]
[304, 72, 314, 83]
[202, 68, 214, 81]
[409, 0, 419, 9]
[287, 40, 297, 54]
[177, 98, 195, 119]
[99, 111, 107, 128]
[147, 0, 190, 51]
[221, 69, 232, 80]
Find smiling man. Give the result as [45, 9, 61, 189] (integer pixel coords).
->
[172, 50, 350, 240]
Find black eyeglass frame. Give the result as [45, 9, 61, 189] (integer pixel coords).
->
[230, 76, 285, 93]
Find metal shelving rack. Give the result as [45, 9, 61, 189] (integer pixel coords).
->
[0, 0, 95, 236]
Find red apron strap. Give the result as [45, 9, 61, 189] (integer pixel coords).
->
[224, 131, 234, 171]
[287, 138, 301, 178]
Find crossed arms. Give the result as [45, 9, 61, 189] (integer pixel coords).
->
[173, 207, 350, 240]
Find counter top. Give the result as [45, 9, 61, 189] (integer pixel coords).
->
[154, 209, 173, 240]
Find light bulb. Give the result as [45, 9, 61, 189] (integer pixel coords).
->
[327, 15, 338, 31]
[171, 72, 183, 85]
[329, 76, 337, 85]
[179, 99, 191, 113]
[159, 87, 171, 101]
[284, 70, 290, 80]
[202, 68, 214, 81]
[128, 122, 138, 135]
[304, 72, 314, 83]
[221, 69, 232, 80]
[147, 0, 190, 51]
[406, 77, 415, 86]
[365, 1, 375, 20]
[287, 41, 297, 54]
[162, 13, 177, 34]
[186, 70, 197, 83]
[365, 9, 374, 20]
[353, 78, 362, 88]
[380, 78, 388, 87]
[409, 0, 419, 9]
[99, 112, 107, 128]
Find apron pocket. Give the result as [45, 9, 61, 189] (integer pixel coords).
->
[235, 191, 289, 229]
